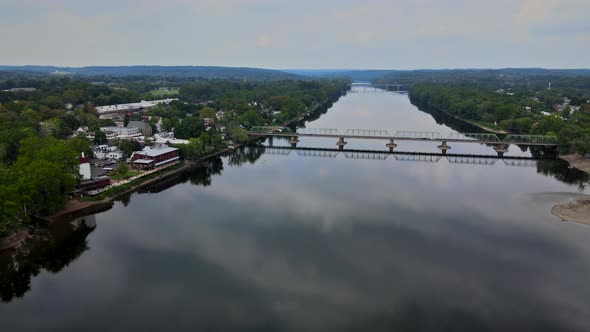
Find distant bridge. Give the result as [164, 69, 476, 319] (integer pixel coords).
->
[248, 126, 559, 156]
[258, 146, 541, 167]
[351, 82, 405, 92]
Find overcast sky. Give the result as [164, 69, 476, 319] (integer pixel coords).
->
[1, 0, 589, 69]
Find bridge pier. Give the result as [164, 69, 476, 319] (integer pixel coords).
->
[386, 138, 398, 152]
[494, 144, 509, 157]
[438, 141, 451, 155]
[289, 136, 300, 148]
[337, 137, 347, 150]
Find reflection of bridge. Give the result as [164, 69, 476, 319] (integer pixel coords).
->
[258, 146, 540, 167]
[248, 126, 559, 157]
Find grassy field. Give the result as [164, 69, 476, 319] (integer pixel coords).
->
[149, 87, 179, 97]
[110, 170, 140, 181]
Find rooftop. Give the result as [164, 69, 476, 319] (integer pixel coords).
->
[137, 146, 178, 157]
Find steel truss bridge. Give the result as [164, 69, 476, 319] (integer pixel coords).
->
[257, 146, 541, 167]
[248, 126, 559, 155]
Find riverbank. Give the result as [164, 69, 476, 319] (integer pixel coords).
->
[560, 154, 590, 175]
[408, 97, 510, 135]
[458, 118, 509, 134]
[41, 147, 236, 223]
[0, 230, 30, 252]
[552, 196, 590, 225]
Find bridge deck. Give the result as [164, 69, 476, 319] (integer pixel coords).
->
[248, 132, 558, 146]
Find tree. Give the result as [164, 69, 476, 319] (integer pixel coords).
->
[118, 139, 141, 156]
[562, 106, 571, 119]
[161, 117, 177, 132]
[174, 116, 205, 139]
[68, 134, 93, 157]
[11, 136, 79, 216]
[116, 162, 129, 177]
[124, 114, 130, 127]
[227, 125, 248, 143]
[238, 110, 264, 128]
[199, 107, 216, 119]
[199, 132, 211, 146]
[94, 130, 108, 144]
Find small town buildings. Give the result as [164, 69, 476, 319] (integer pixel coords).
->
[203, 117, 215, 127]
[77, 153, 111, 191]
[131, 145, 179, 170]
[128, 120, 153, 136]
[100, 126, 142, 140]
[94, 145, 125, 160]
[96, 98, 177, 119]
[1, 87, 37, 92]
[153, 132, 189, 145]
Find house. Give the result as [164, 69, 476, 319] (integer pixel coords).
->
[96, 98, 177, 120]
[77, 153, 111, 191]
[203, 117, 215, 127]
[128, 120, 153, 136]
[100, 126, 142, 140]
[132, 145, 179, 170]
[94, 145, 125, 160]
[153, 132, 189, 145]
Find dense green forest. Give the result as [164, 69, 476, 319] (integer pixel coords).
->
[408, 84, 590, 154]
[0, 72, 349, 238]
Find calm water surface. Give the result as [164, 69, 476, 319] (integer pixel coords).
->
[2, 89, 590, 331]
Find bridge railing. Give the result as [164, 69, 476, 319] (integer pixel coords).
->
[447, 133, 501, 142]
[394, 131, 442, 139]
[394, 154, 443, 163]
[502, 159, 538, 167]
[502, 135, 559, 144]
[446, 155, 498, 165]
[296, 128, 341, 136]
[249, 126, 293, 135]
[344, 129, 391, 137]
[343, 151, 388, 160]
[297, 150, 339, 158]
[262, 147, 293, 155]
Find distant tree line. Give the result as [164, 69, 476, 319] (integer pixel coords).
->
[408, 83, 590, 155]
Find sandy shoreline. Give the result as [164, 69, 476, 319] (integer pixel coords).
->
[551, 197, 590, 225]
[560, 154, 590, 175]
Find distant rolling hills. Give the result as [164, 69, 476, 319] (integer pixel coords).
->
[0, 65, 302, 81]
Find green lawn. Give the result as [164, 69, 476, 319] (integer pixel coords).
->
[149, 87, 179, 97]
[110, 170, 140, 181]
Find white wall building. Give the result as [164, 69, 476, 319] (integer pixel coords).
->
[100, 126, 142, 140]
[96, 98, 178, 119]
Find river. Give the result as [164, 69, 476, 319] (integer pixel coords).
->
[2, 87, 590, 331]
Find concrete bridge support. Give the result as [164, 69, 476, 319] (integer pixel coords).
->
[438, 141, 451, 155]
[386, 138, 398, 152]
[337, 137, 347, 150]
[494, 144, 509, 157]
[289, 136, 300, 148]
